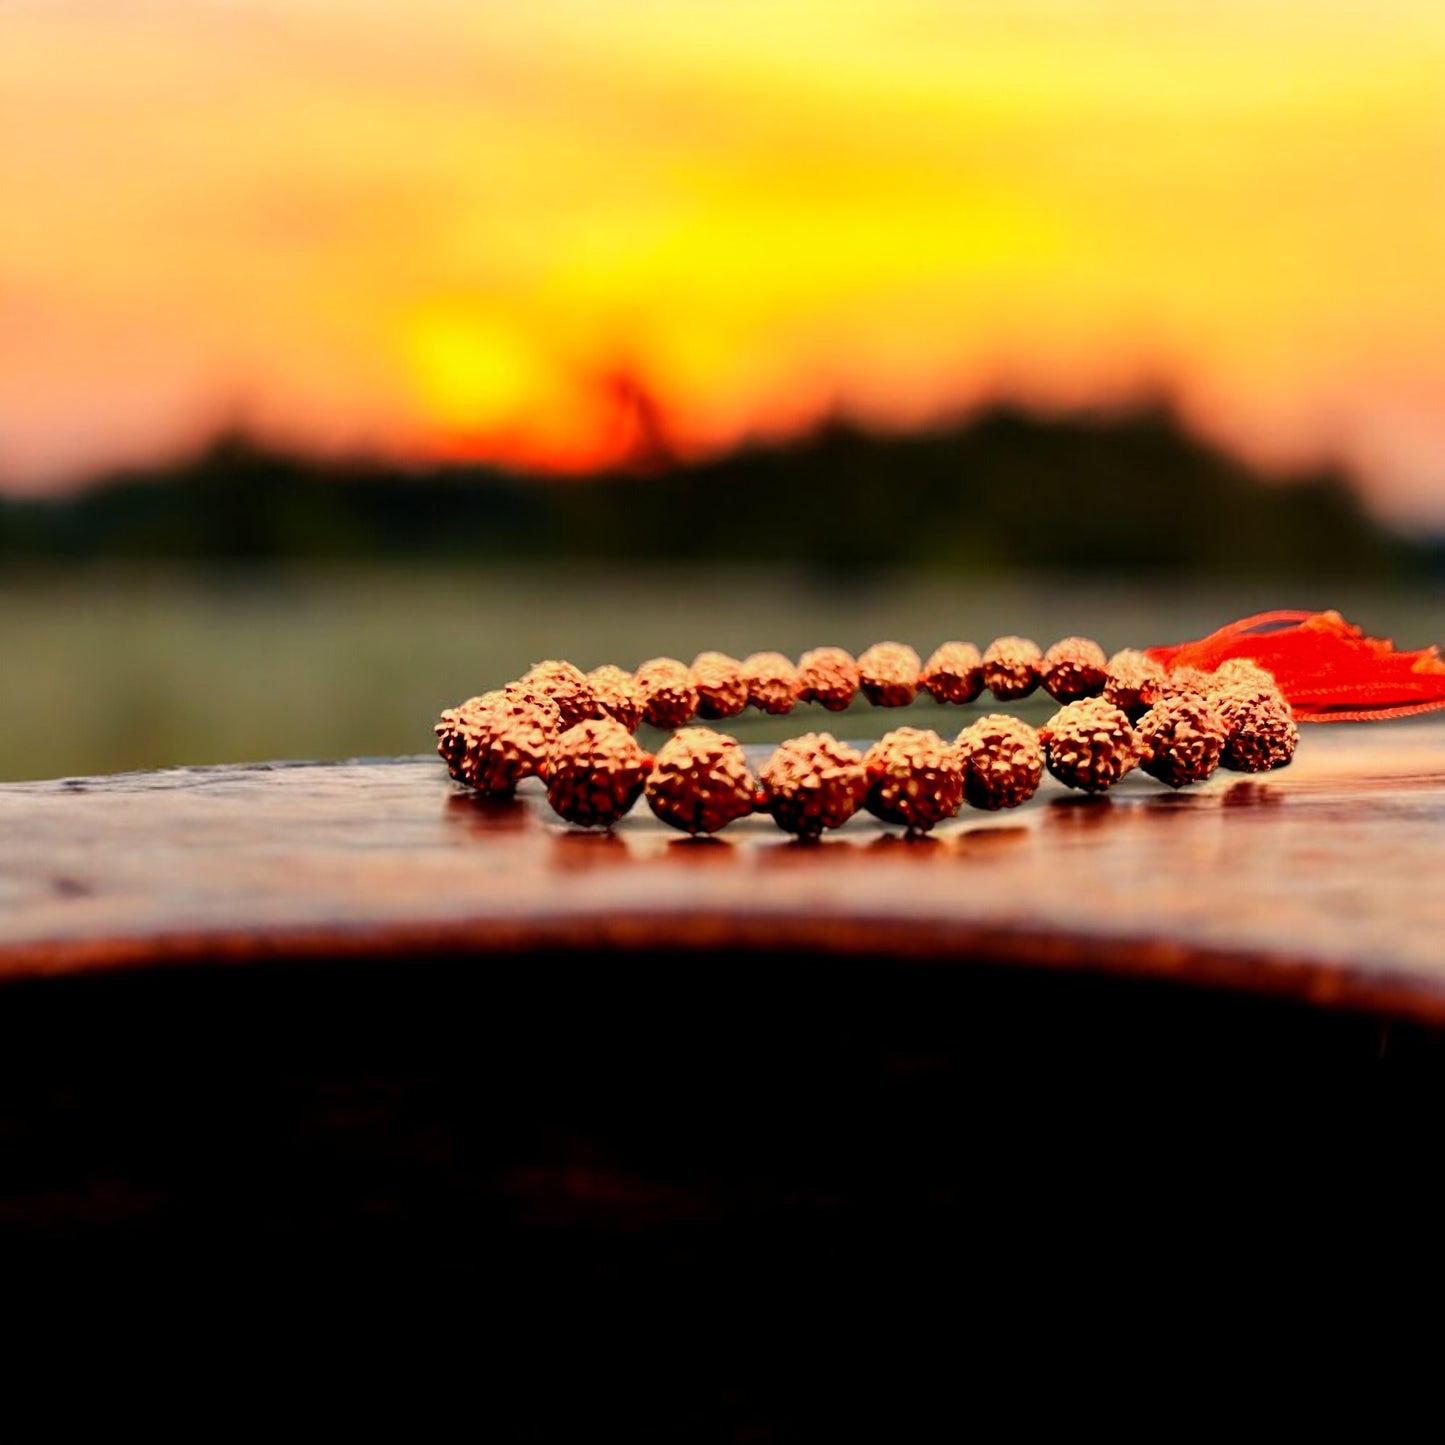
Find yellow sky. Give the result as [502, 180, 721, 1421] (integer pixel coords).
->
[3, 0, 1444, 525]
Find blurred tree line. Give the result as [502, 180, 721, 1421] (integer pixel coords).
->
[0, 402, 1436, 579]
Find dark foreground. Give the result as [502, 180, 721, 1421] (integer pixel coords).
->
[3, 728, 1443, 1429]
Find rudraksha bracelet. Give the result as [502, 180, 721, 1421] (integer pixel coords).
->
[434, 636, 1299, 837]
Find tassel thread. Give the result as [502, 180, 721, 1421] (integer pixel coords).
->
[1147, 610, 1445, 722]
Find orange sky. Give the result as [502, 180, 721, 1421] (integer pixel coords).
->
[3, 1, 1445, 527]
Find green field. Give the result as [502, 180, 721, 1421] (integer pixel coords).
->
[2, 563, 1439, 781]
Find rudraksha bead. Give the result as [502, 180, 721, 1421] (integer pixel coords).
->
[758, 732, 868, 839]
[644, 727, 757, 835]
[450, 695, 560, 796]
[1155, 665, 1215, 703]
[1136, 693, 1228, 788]
[520, 660, 596, 730]
[587, 663, 645, 732]
[1040, 636, 1108, 702]
[691, 651, 750, 720]
[742, 651, 798, 715]
[634, 657, 699, 731]
[920, 641, 984, 705]
[1102, 648, 1168, 717]
[1214, 658, 1283, 696]
[434, 695, 490, 781]
[982, 636, 1042, 700]
[1040, 697, 1138, 793]
[863, 727, 963, 832]
[857, 642, 920, 708]
[546, 718, 652, 828]
[795, 646, 860, 712]
[954, 714, 1043, 811]
[1216, 685, 1299, 773]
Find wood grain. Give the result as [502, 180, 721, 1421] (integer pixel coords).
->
[2, 720, 1442, 1020]
[4, 725, 1444, 1409]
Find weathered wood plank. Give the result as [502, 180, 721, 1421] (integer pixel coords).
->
[2, 728, 1444, 1402]
[2, 722, 1442, 1020]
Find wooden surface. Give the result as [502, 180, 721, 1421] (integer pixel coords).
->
[4, 725, 1445, 1413]
[2, 720, 1442, 1020]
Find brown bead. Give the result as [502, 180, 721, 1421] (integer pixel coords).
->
[863, 727, 963, 832]
[434, 708, 465, 777]
[446, 695, 560, 796]
[587, 664, 645, 733]
[982, 636, 1042, 700]
[1136, 693, 1228, 788]
[634, 657, 699, 730]
[691, 651, 750, 720]
[434, 694, 493, 780]
[1216, 686, 1299, 773]
[857, 642, 920, 707]
[954, 714, 1043, 811]
[645, 727, 756, 835]
[1147, 666, 1215, 710]
[742, 651, 799, 715]
[795, 646, 861, 712]
[1213, 658, 1283, 696]
[1040, 697, 1138, 793]
[1040, 636, 1108, 702]
[759, 732, 868, 839]
[920, 642, 984, 705]
[519, 660, 596, 730]
[546, 718, 652, 828]
[1103, 648, 1168, 717]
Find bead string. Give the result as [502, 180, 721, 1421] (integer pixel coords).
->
[435, 636, 1299, 837]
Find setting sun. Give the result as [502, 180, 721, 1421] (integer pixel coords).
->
[3, 1, 1445, 525]
[404, 307, 563, 456]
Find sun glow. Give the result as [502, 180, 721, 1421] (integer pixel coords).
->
[404, 310, 556, 448]
[3, 1, 1445, 523]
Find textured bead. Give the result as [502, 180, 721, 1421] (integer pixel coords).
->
[546, 718, 652, 828]
[982, 636, 1042, 700]
[1213, 658, 1283, 696]
[449, 696, 560, 796]
[759, 732, 868, 839]
[434, 695, 492, 781]
[1040, 636, 1108, 702]
[795, 646, 861, 712]
[691, 651, 750, 720]
[1216, 686, 1299, 773]
[863, 727, 963, 832]
[587, 664, 645, 733]
[1136, 693, 1228, 788]
[1040, 697, 1138, 793]
[954, 714, 1043, 811]
[644, 727, 757, 835]
[920, 642, 984, 705]
[634, 657, 699, 730]
[857, 642, 921, 708]
[520, 660, 596, 730]
[1155, 665, 1215, 702]
[1103, 648, 1168, 716]
[742, 651, 799, 715]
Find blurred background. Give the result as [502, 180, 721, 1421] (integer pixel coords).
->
[2, 0, 1442, 780]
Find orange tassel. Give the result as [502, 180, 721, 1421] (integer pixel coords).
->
[1146, 610, 1445, 722]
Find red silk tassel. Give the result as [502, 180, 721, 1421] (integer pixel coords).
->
[1146, 610, 1445, 722]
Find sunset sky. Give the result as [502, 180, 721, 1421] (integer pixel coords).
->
[3, 1, 1445, 527]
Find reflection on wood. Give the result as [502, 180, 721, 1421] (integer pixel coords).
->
[2, 726, 1444, 1409]
[1, 723, 1441, 1021]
